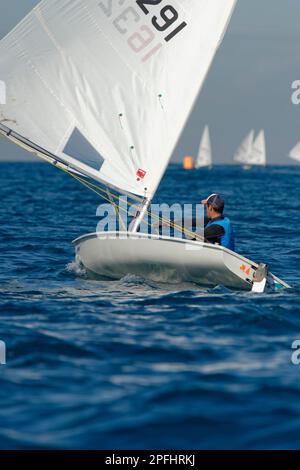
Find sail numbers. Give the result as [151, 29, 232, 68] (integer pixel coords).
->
[98, 0, 187, 62]
[136, 1, 187, 42]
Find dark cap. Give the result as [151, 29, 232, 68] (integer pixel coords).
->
[201, 193, 225, 213]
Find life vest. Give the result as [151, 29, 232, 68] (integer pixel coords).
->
[206, 217, 235, 251]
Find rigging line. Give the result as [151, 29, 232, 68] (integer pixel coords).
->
[57, 164, 203, 241]
[61, 168, 121, 207]
[107, 188, 127, 232]
[101, 187, 204, 241]
[60, 168, 149, 229]
[67, 171, 151, 232]
[94, 181, 203, 241]
[65, 170, 204, 240]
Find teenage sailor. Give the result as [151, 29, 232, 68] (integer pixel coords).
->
[201, 193, 235, 251]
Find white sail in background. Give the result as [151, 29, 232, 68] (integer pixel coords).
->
[250, 130, 266, 166]
[0, 0, 237, 198]
[234, 130, 255, 165]
[195, 126, 212, 169]
[289, 141, 300, 162]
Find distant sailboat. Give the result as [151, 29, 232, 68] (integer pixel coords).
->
[289, 141, 300, 163]
[234, 130, 266, 169]
[195, 126, 212, 169]
[233, 130, 255, 169]
[251, 130, 267, 167]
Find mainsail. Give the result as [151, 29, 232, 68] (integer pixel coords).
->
[0, 0, 237, 198]
[289, 141, 300, 162]
[195, 126, 212, 169]
[233, 130, 255, 165]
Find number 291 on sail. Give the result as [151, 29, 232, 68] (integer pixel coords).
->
[136, 0, 187, 42]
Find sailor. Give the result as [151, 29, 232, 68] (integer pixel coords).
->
[201, 193, 235, 251]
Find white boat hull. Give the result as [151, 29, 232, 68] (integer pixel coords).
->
[72, 232, 289, 292]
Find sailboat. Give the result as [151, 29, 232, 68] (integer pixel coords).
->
[233, 130, 255, 170]
[0, 0, 289, 292]
[251, 130, 267, 167]
[195, 126, 212, 169]
[234, 130, 266, 169]
[289, 141, 300, 163]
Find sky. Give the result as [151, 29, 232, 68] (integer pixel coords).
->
[0, 0, 300, 164]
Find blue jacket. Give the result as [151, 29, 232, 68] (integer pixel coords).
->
[205, 217, 235, 251]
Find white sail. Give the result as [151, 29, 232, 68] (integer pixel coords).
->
[195, 126, 212, 168]
[0, 0, 237, 198]
[289, 141, 300, 162]
[233, 130, 255, 164]
[250, 130, 266, 166]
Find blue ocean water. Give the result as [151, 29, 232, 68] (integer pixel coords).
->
[0, 162, 299, 450]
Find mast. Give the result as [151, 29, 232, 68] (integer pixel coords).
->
[129, 198, 152, 233]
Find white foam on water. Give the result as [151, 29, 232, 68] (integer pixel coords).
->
[66, 260, 87, 278]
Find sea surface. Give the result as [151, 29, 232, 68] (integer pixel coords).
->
[0, 162, 300, 450]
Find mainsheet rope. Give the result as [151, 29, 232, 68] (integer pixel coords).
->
[58, 165, 204, 241]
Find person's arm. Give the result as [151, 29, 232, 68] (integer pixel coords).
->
[191, 216, 210, 225]
[204, 224, 225, 245]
